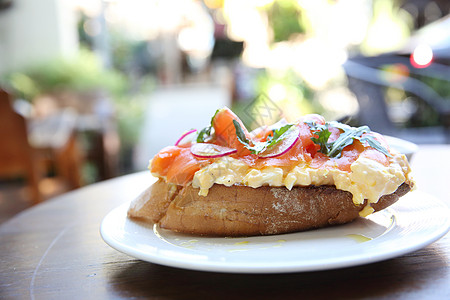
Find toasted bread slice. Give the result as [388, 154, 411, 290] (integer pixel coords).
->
[128, 179, 411, 236]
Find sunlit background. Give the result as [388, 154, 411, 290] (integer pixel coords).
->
[0, 0, 449, 207]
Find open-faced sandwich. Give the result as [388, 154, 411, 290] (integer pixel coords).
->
[128, 107, 414, 236]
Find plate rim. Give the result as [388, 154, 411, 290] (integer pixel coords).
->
[100, 190, 450, 274]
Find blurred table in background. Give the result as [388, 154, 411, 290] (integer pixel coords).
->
[1, 88, 84, 204]
[0, 86, 121, 207]
[31, 90, 120, 182]
[28, 108, 83, 190]
[0, 145, 448, 299]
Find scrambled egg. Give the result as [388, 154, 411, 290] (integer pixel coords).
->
[191, 153, 412, 216]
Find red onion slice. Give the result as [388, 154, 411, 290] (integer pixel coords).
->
[258, 126, 300, 158]
[175, 129, 197, 146]
[190, 143, 237, 158]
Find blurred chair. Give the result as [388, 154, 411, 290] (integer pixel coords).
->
[343, 58, 450, 144]
[28, 108, 83, 190]
[0, 88, 41, 203]
[0, 87, 83, 204]
[40, 90, 120, 181]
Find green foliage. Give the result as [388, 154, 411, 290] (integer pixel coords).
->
[113, 76, 155, 149]
[4, 48, 127, 101]
[266, 0, 305, 43]
[2, 47, 155, 172]
[115, 96, 146, 149]
[257, 69, 314, 100]
[256, 69, 320, 116]
[419, 76, 450, 99]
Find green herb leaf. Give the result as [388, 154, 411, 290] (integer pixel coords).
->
[328, 123, 367, 158]
[232, 119, 266, 153]
[309, 124, 331, 154]
[266, 124, 294, 147]
[307, 121, 392, 158]
[196, 109, 220, 143]
[211, 109, 220, 126]
[196, 126, 212, 143]
[233, 121, 295, 155]
[233, 120, 250, 145]
[360, 136, 392, 157]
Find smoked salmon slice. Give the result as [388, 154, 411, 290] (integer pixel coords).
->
[150, 108, 392, 185]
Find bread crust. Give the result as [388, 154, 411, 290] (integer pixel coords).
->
[128, 179, 411, 236]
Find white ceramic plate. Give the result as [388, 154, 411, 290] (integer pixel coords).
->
[101, 190, 449, 274]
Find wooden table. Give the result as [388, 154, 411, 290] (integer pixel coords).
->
[1, 145, 449, 299]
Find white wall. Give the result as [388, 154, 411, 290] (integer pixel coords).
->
[0, 0, 78, 75]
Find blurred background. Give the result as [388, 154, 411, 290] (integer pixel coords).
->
[1, 0, 449, 221]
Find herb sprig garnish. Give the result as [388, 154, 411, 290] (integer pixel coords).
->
[307, 121, 392, 158]
[196, 126, 212, 143]
[233, 120, 294, 154]
[196, 109, 220, 143]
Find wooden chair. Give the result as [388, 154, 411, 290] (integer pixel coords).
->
[0, 88, 41, 203]
[1, 88, 84, 204]
[27, 106, 83, 190]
